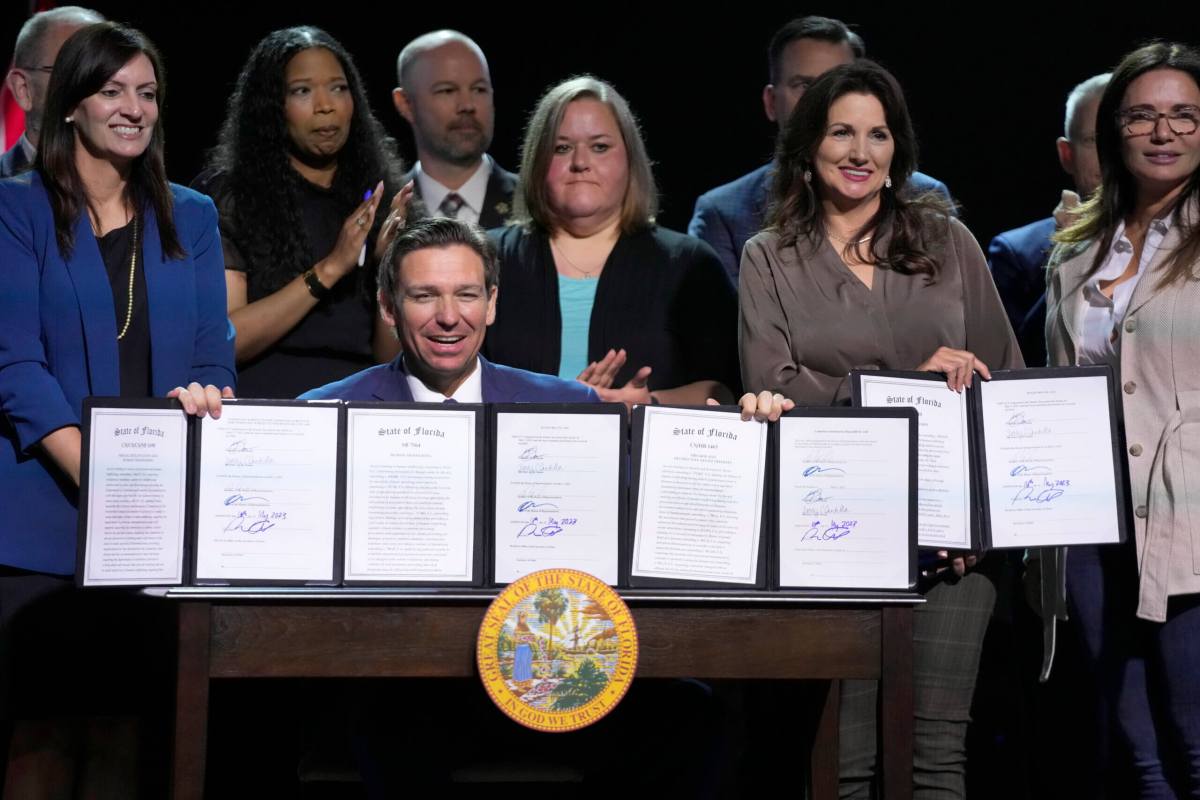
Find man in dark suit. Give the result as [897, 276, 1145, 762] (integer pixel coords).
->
[301, 217, 596, 403]
[689, 15, 950, 281]
[392, 31, 517, 230]
[1, 6, 103, 177]
[987, 72, 1108, 366]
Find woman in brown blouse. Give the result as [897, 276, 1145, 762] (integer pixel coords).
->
[739, 61, 1021, 799]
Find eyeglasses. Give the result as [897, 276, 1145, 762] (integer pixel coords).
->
[1117, 106, 1200, 137]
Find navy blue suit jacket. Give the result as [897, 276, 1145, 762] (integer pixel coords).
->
[987, 217, 1056, 367]
[0, 172, 236, 574]
[299, 356, 599, 403]
[688, 162, 952, 281]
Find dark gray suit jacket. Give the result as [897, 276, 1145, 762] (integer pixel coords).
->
[404, 159, 517, 229]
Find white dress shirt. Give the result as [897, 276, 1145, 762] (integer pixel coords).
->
[414, 155, 493, 225]
[1075, 217, 1170, 369]
[405, 356, 484, 403]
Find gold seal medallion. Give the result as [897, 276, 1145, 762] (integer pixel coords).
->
[477, 569, 638, 732]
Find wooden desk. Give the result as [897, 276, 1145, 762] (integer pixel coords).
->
[161, 588, 919, 800]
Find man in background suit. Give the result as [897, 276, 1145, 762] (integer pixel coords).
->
[302, 217, 596, 403]
[987, 72, 1108, 367]
[1, 6, 103, 177]
[392, 31, 517, 230]
[689, 15, 950, 281]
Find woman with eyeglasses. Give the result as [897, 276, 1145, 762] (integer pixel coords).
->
[1040, 41, 1200, 797]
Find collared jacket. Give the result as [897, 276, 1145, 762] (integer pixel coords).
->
[1037, 200, 1200, 678]
[0, 172, 235, 574]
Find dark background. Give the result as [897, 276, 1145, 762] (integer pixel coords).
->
[0, 6, 1181, 796]
[1, 2, 1187, 245]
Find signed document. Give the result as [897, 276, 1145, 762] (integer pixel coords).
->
[344, 405, 479, 583]
[80, 402, 188, 586]
[194, 402, 340, 583]
[492, 408, 623, 585]
[854, 373, 974, 549]
[976, 372, 1123, 548]
[776, 411, 915, 589]
[631, 406, 768, 585]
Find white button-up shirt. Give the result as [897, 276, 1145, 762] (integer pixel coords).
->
[1075, 217, 1170, 368]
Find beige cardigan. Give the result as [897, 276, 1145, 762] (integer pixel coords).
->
[1038, 202, 1200, 677]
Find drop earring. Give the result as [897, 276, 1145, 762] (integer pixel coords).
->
[884, 175, 893, 189]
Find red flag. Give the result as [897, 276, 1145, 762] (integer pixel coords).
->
[1, 83, 25, 151]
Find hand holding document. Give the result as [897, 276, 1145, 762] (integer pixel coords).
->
[854, 372, 974, 549]
[976, 372, 1123, 548]
[194, 402, 341, 583]
[80, 401, 189, 586]
[854, 367, 1127, 550]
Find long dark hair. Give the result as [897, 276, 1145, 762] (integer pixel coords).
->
[767, 60, 951, 279]
[205, 26, 404, 295]
[37, 22, 181, 259]
[1057, 41, 1200, 287]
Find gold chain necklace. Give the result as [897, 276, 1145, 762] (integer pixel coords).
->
[550, 239, 599, 279]
[827, 230, 875, 245]
[117, 215, 139, 341]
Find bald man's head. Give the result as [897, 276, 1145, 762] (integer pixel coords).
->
[7, 6, 105, 147]
[396, 30, 488, 90]
[393, 30, 494, 172]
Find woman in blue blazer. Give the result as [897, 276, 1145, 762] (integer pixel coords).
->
[0, 22, 235, 578]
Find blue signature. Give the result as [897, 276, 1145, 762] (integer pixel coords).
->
[518, 447, 545, 460]
[800, 519, 858, 542]
[224, 494, 269, 507]
[517, 500, 560, 512]
[802, 465, 846, 477]
[802, 489, 833, 502]
[516, 463, 564, 474]
[1005, 427, 1052, 440]
[223, 510, 277, 534]
[1006, 412, 1033, 426]
[1011, 478, 1070, 505]
[225, 439, 254, 452]
[800, 503, 850, 516]
[1009, 464, 1051, 477]
[516, 516, 578, 538]
[225, 455, 275, 467]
